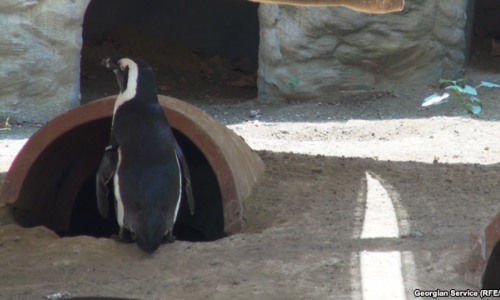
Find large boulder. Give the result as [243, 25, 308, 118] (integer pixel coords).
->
[0, 0, 90, 123]
[257, 0, 472, 102]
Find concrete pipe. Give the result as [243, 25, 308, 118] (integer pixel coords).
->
[0, 95, 264, 241]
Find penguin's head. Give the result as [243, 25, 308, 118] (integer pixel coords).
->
[102, 56, 157, 103]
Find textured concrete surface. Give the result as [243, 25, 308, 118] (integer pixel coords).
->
[0, 0, 91, 123]
[257, 0, 472, 102]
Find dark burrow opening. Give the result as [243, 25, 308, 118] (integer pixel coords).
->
[469, 0, 500, 67]
[80, 0, 259, 104]
[12, 118, 226, 242]
[66, 130, 225, 242]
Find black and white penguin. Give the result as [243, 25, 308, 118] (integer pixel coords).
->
[96, 56, 194, 253]
[482, 238, 500, 289]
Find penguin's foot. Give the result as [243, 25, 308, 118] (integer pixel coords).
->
[111, 227, 135, 244]
[162, 232, 176, 244]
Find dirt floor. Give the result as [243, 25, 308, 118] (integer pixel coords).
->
[1, 30, 500, 299]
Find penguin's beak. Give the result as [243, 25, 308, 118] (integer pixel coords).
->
[103, 56, 128, 93]
[102, 58, 111, 69]
[102, 57, 119, 71]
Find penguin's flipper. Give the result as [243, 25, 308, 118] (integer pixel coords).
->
[174, 140, 195, 215]
[96, 146, 118, 219]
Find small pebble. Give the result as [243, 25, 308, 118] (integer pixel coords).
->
[409, 231, 423, 238]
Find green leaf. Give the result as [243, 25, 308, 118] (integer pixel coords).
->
[439, 79, 454, 83]
[470, 96, 482, 104]
[462, 85, 477, 95]
[455, 78, 465, 83]
[471, 105, 482, 115]
[287, 76, 300, 84]
[446, 85, 463, 92]
[481, 81, 500, 88]
[423, 93, 450, 106]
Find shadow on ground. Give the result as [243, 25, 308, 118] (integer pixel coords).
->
[241, 150, 500, 296]
[0, 151, 498, 298]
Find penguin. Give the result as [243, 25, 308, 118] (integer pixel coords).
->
[96, 56, 195, 253]
[482, 238, 500, 288]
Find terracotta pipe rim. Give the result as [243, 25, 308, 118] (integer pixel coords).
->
[0, 95, 252, 234]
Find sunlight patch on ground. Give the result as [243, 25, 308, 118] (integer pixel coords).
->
[355, 172, 413, 300]
[360, 251, 406, 300]
[0, 139, 28, 172]
[361, 172, 399, 238]
[228, 118, 500, 165]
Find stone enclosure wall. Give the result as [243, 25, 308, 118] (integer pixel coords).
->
[0, 0, 91, 123]
[258, 0, 473, 102]
[0, 0, 474, 122]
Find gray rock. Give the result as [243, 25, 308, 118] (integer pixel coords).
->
[258, 0, 470, 102]
[0, 0, 472, 119]
[409, 230, 424, 238]
[0, 0, 91, 123]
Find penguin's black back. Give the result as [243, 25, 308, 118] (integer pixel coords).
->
[483, 239, 500, 289]
[113, 97, 181, 230]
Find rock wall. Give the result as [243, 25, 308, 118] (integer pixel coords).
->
[0, 0, 474, 121]
[0, 0, 90, 123]
[257, 0, 472, 102]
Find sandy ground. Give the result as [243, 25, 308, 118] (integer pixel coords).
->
[1, 31, 500, 299]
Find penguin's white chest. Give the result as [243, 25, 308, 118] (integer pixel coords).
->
[173, 153, 182, 224]
[112, 148, 183, 230]
[113, 149, 125, 227]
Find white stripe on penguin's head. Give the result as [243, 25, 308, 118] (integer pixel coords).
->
[113, 58, 139, 115]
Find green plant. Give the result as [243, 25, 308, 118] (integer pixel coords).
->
[286, 76, 300, 93]
[423, 79, 500, 116]
[3, 117, 9, 128]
